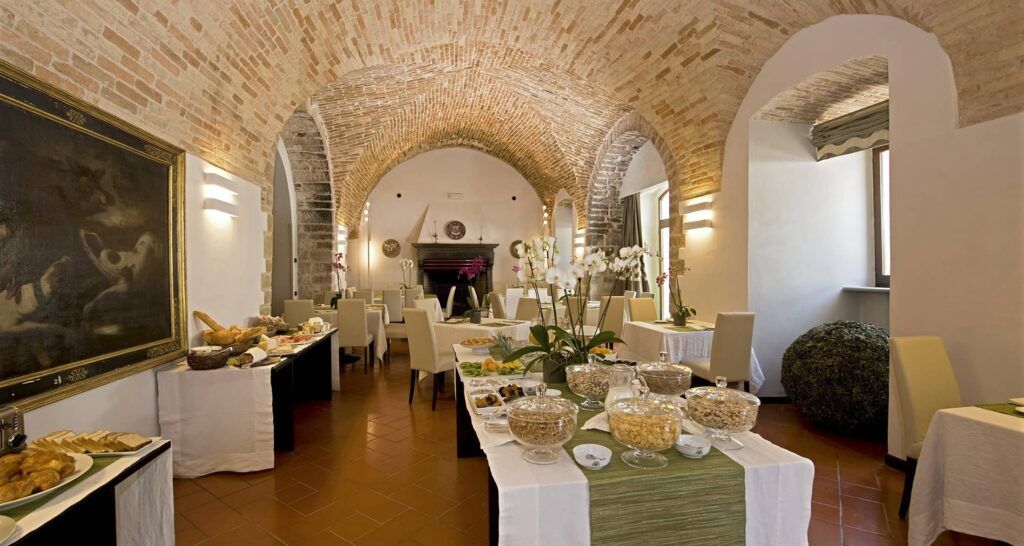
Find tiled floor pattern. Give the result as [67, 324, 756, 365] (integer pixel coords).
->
[173, 344, 998, 545]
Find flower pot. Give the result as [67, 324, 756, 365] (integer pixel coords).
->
[469, 309, 482, 324]
[672, 314, 688, 327]
[330, 293, 341, 309]
[543, 358, 567, 383]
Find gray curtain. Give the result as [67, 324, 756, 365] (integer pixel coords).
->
[621, 194, 650, 292]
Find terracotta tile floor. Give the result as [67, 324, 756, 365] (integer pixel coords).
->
[173, 344, 999, 545]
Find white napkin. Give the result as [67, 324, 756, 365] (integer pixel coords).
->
[582, 412, 610, 432]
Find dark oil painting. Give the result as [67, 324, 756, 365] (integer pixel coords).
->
[0, 62, 185, 406]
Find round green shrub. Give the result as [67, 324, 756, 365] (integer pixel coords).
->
[781, 320, 889, 437]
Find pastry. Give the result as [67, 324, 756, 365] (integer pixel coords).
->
[21, 451, 73, 476]
[0, 479, 34, 502]
[26, 469, 60, 492]
[0, 459, 21, 480]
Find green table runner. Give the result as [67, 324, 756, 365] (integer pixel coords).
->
[646, 321, 702, 333]
[4, 456, 117, 521]
[479, 321, 518, 327]
[977, 403, 1024, 418]
[555, 385, 746, 545]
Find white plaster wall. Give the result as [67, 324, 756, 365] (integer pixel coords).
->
[748, 121, 873, 396]
[25, 154, 266, 437]
[348, 148, 543, 289]
[683, 14, 1024, 456]
[620, 141, 668, 197]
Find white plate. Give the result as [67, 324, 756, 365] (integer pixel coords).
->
[0, 515, 14, 542]
[572, 444, 612, 470]
[0, 453, 94, 512]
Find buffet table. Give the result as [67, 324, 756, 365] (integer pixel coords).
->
[908, 405, 1024, 545]
[453, 345, 812, 545]
[618, 320, 766, 393]
[434, 319, 531, 362]
[2, 439, 172, 544]
[157, 330, 336, 476]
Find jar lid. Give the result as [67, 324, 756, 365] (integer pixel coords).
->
[608, 395, 684, 418]
[684, 379, 760, 407]
[507, 387, 578, 420]
[637, 360, 692, 376]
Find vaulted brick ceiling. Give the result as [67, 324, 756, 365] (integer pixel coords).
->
[755, 56, 890, 124]
[3, 0, 1021, 233]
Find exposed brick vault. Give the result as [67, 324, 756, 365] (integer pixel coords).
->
[1, 0, 1022, 303]
[755, 56, 890, 124]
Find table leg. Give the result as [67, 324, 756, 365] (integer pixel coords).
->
[455, 372, 483, 458]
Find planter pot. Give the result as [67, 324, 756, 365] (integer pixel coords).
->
[330, 294, 341, 309]
[469, 309, 482, 324]
[542, 358, 567, 384]
[672, 314, 688, 327]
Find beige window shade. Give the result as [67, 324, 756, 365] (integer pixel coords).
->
[811, 100, 889, 161]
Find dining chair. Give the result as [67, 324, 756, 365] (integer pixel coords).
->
[352, 290, 373, 303]
[406, 285, 424, 301]
[444, 286, 457, 319]
[682, 312, 755, 390]
[382, 289, 404, 323]
[405, 309, 455, 410]
[639, 292, 655, 299]
[515, 297, 540, 322]
[488, 292, 507, 319]
[337, 299, 375, 373]
[598, 296, 625, 345]
[468, 286, 480, 310]
[890, 336, 962, 519]
[628, 297, 657, 323]
[283, 299, 314, 328]
[623, 290, 637, 300]
[564, 296, 597, 337]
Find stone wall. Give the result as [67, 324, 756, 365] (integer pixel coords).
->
[280, 112, 334, 300]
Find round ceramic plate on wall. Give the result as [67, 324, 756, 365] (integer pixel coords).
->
[381, 238, 401, 258]
[445, 220, 466, 240]
[510, 240, 523, 258]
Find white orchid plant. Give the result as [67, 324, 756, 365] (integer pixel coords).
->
[504, 237, 649, 374]
[399, 258, 415, 288]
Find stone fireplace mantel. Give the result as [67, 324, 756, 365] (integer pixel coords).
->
[412, 243, 499, 315]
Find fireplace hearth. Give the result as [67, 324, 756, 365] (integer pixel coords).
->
[413, 243, 498, 316]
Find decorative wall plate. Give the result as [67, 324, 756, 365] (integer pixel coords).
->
[381, 238, 401, 257]
[445, 220, 467, 240]
[510, 240, 523, 258]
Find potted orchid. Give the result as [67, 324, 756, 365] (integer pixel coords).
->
[503, 237, 648, 382]
[459, 256, 487, 323]
[667, 268, 696, 326]
[329, 252, 349, 308]
[399, 258, 415, 289]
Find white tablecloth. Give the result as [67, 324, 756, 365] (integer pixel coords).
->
[317, 307, 388, 363]
[413, 297, 446, 322]
[908, 406, 1024, 545]
[0, 440, 173, 545]
[618, 320, 766, 393]
[157, 362, 274, 478]
[454, 352, 812, 546]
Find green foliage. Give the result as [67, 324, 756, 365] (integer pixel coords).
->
[502, 324, 621, 375]
[489, 332, 517, 360]
[781, 320, 889, 437]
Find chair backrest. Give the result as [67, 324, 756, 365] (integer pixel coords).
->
[488, 292, 506, 319]
[628, 297, 657, 323]
[890, 336, 962, 459]
[639, 292, 655, 299]
[565, 296, 586, 324]
[283, 299, 314, 327]
[352, 290, 373, 303]
[598, 296, 625, 336]
[623, 290, 637, 300]
[336, 299, 369, 347]
[468, 286, 480, 309]
[405, 309, 442, 373]
[709, 312, 755, 382]
[382, 289, 404, 323]
[445, 286, 456, 317]
[406, 285, 424, 301]
[515, 297, 540, 322]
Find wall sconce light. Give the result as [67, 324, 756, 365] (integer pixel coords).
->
[681, 198, 713, 232]
[203, 172, 239, 218]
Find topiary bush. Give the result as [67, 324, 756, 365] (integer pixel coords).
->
[781, 320, 889, 437]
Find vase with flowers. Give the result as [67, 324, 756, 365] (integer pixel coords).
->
[666, 268, 696, 326]
[459, 256, 486, 323]
[399, 258, 415, 289]
[329, 252, 348, 308]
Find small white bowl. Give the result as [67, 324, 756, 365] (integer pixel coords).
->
[573, 444, 612, 470]
[675, 434, 712, 458]
[544, 388, 561, 397]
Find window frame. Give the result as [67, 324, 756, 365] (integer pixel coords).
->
[872, 145, 891, 287]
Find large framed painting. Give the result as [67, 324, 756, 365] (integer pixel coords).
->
[0, 61, 187, 409]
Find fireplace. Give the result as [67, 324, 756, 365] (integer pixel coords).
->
[413, 243, 499, 316]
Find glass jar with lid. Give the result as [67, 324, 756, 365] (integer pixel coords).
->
[565, 356, 610, 410]
[637, 351, 692, 399]
[607, 381, 684, 469]
[506, 384, 579, 464]
[684, 376, 761, 450]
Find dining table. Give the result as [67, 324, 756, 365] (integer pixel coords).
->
[451, 344, 813, 546]
[908, 403, 1024, 545]
[618, 320, 766, 393]
[433, 319, 532, 362]
[315, 304, 389, 366]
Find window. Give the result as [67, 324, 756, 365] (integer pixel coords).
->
[873, 146, 891, 287]
[658, 189, 671, 317]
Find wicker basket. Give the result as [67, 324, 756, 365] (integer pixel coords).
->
[227, 336, 261, 356]
[187, 347, 230, 370]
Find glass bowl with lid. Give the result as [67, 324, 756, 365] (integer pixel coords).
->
[684, 376, 760, 450]
[607, 393, 684, 469]
[506, 384, 579, 464]
[636, 352, 692, 398]
[565, 360, 610, 410]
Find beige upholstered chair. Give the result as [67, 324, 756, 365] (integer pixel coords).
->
[623, 290, 637, 299]
[405, 309, 455, 410]
[628, 297, 657, 323]
[444, 286, 456, 319]
[468, 286, 480, 310]
[489, 292, 506, 319]
[598, 296, 625, 344]
[382, 289, 405, 364]
[352, 290, 373, 303]
[283, 299, 314, 328]
[515, 297, 540, 322]
[890, 336, 962, 518]
[337, 299, 374, 373]
[638, 292, 655, 300]
[406, 285, 424, 301]
[682, 312, 755, 390]
[564, 296, 597, 337]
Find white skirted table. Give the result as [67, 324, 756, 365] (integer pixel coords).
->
[315, 305, 388, 364]
[908, 405, 1024, 545]
[433, 319, 532, 361]
[617, 320, 766, 392]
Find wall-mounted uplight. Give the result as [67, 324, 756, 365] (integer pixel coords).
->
[203, 171, 240, 218]
[681, 197, 713, 233]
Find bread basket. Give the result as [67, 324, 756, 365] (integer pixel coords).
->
[187, 346, 230, 370]
[227, 336, 261, 356]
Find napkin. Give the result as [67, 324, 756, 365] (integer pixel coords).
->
[582, 411, 610, 432]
